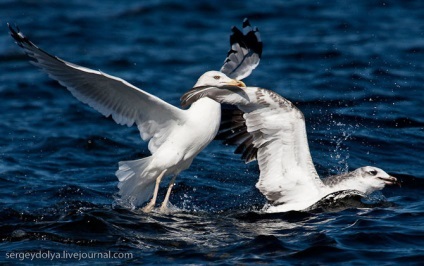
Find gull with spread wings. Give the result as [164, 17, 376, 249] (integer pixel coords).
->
[182, 85, 398, 212]
[9, 19, 262, 212]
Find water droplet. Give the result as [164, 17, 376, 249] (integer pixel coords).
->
[11, 229, 27, 238]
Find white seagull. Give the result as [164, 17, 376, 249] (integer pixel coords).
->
[9, 19, 261, 212]
[181, 86, 399, 212]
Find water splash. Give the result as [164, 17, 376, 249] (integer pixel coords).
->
[328, 118, 359, 174]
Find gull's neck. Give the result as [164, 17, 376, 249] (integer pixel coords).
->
[189, 97, 221, 110]
[323, 169, 374, 195]
[323, 170, 359, 187]
[186, 98, 221, 130]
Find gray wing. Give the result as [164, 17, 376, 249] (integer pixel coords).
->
[9, 25, 186, 153]
[220, 18, 262, 80]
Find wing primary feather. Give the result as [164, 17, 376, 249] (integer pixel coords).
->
[242, 144, 258, 163]
[222, 127, 248, 144]
[220, 18, 263, 80]
[216, 125, 245, 140]
[216, 104, 257, 162]
[9, 24, 185, 153]
[234, 136, 253, 154]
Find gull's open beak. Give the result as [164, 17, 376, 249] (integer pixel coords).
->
[226, 79, 246, 88]
[378, 175, 401, 187]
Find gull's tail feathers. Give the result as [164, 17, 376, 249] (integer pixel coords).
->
[115, 157, 158, 209]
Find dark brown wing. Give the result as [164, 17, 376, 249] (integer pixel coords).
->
[216, 105, 257, 163]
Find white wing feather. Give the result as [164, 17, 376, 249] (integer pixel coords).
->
[237, 88, 324, 204]
[10, 27, 185, 153]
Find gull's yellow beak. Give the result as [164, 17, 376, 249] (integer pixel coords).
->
[226, 79, 246, 88]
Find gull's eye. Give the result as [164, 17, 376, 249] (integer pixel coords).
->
[369, 170, 378, 176]
[213, 75, 221, 80]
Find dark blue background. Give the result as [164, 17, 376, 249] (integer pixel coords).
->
[0, 0, 423, 264]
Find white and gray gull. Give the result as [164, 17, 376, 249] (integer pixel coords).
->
[181, 85, 399, 212]
[8, 19, 261, 213]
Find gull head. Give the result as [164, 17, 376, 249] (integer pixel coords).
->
[181, 71, 246, 108]
[193, 71, 246, 88]
[355, 166, 399, 194]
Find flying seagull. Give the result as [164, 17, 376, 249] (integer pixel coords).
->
[8, 19, 261, 212]
[181, 86, 399, 212]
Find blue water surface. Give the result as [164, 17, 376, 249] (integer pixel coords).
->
[0, 0, 423, 264]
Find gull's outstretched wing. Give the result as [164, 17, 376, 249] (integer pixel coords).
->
[220, 18, 262, 80]
[238, 88, 324, 204]
[217, 18, 262, 161]
[9, 25, 186, 153]
[182, 86, 325, 204]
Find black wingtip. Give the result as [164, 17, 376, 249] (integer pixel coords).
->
[229, 19, 263, 57]
[230, 25, 243, 36]
[8, 23, 18, 39]
[8, 23, 39, 50]
[8, 23, 26, 45]
[8, 23, 19, 38]
[220, 18, 263, 79]
[242, 18, 251, 28]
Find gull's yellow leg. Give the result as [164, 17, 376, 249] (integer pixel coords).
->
[142, 169, 167, 213]
[159, 175, 177, 213]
